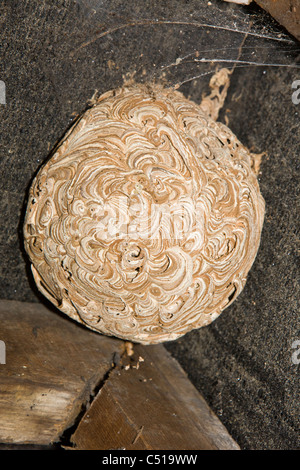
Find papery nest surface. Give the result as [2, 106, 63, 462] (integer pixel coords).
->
[24, 72, 265, 344]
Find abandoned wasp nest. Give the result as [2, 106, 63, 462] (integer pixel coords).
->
[24, 70, 265, 344]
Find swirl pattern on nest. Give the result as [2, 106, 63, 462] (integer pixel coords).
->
[23, 82, 265, 344]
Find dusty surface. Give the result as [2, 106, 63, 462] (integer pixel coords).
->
[0, 0, 299, 449]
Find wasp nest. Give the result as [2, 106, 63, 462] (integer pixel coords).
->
[24, 71, 265, 344]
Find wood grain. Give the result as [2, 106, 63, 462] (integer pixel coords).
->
[0, 299, 123, 445]
[0, 300, 239, 449]
[70, 343, 240, 450]
[255, 0, 300, 41]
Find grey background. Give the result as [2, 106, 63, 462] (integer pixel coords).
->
[0, 0, 299, 449]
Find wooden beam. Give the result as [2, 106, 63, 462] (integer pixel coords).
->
[69, 343, 239, 450]
[0, 300, 123, 445]
[0, 300, 239, 449]
[255, 0, 300, 41]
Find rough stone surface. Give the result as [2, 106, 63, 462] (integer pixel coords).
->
[0, 0, 299, 449]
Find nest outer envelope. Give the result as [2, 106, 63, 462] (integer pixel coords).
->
[23, 79, 265, 344]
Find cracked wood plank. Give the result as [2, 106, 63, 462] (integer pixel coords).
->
[69, 343, 240, 450]
[0, 299, 239, 449]
[0, 300, 124, 445]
